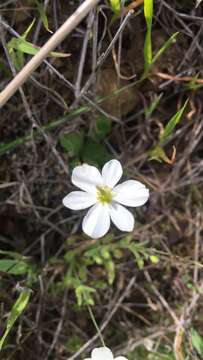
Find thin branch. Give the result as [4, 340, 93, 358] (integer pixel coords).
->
[0, 0, 100, 108]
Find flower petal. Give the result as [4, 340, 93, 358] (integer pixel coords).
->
[72, 164, 103, 193]
[114, 180, 149, 207]
[109, 203, 134, 232]
[92, 347, 114, 360]
[102, 159, 123, 188]
[63, 191, 97, 210]
[82, 203, 110, 239]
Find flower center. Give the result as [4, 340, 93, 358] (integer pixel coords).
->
[96, 185, 113, 204]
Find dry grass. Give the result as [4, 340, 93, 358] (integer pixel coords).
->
[0, 1, 203, 359]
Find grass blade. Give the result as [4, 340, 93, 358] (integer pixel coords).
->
[0, 289, 31, 350]
[8, 37, 70, 58]
[0, 106, 89, 157]
[109, 0, 121, 14]
[36, 0, 52, 33]
[159, 100, 188, 144]
[152, 32, 179, 66]
[144, 0, 153, 70]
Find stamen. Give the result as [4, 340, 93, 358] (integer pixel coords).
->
[96, 186, 113, 204]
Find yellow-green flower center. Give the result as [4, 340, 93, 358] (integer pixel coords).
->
[96, 186, 113, 204]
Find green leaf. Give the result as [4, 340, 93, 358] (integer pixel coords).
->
[36, 1, 52, 33]
[148, 145, 172, 163]
[66, 335, 83, 354]
[186, 74, 203, 91]
[109, 0, 121, 14]
[0, 259, 28, 275]
[59, 132, 84, 156]
[0, 251, 30, 275]
[22, 19, 36, 39]
[159, 100, 188, 144]
[94, 116, 112, 140]
[0, 289, 31, 350]
[105, 260, 115, 285]
[8, 44, 24, 69]
[75, 285, 95, 307]
[0, 106, 89, 157]
[152, 32, 179, 66]
[129, 244, 145, 269]
[83, 138, 111, 166]
[190, 328, 203, 356]
[8, 37, 70, 58]
[0, 250, 26, 259]
[144, 0, 153, 70]
[145, 93, 163, 118]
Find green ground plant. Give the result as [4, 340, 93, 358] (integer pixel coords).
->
[0, 0, 202, 359]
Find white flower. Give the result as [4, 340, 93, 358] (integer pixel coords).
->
[63, 159, 149, 239]
[84, 346, 128, 360]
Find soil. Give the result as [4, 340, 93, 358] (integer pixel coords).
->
[0, 1, 203, 360]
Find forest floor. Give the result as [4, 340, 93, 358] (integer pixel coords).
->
[0, 1, 203, 359]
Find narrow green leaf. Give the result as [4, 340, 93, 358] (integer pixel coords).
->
[159, 100, 188, 144]
[7, 43, 24, 69]
[105, 260, 115, 285]
[0, 106, 89, 157]
[0, 250, 25, 259]
[190, 328, 203, 356]
[144, 0, 153, 70]
[0, 289, 31, 350]
[109, 0, 121, 14]
[145, 93, 162, 118]
[0, 259, 28, 275]
[36, 1, 52, 33]
[8, 38, 70, 58]
[148, 145, 172, 163]
[152, 32, 179, 66]
[22, 19, 36, 39]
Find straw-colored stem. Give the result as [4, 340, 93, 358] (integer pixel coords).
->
[0, 0, 99, 108]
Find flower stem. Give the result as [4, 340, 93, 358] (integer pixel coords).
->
[87, 305, 105, 347]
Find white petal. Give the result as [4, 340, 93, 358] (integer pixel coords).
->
[82, 203, 110, 239]
[62, 191, 97, 210]
[115, 357, 128, 360]
[114, 180, 149, 207]
[109, 203, 134, 232]
[72, 164, 103, 194]
[102, 159, 123, 188]
[92, 347, 114, 360]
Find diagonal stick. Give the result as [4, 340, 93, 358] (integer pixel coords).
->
[0, 0, 100, 108]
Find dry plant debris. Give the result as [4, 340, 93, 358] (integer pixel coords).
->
[0, 1, 203, 359]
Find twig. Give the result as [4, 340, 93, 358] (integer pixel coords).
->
[193, 212, 201, 286]
[122, 0, 144, 15]
[156, 71, 203, 84]
[0, 24, 69, 175]
[74, 11, 95, 99]
[0, 17, 120, 123]
[44, 289, 68, 360]
[0, 0, 100, 107]
[67, 276, 136, 360]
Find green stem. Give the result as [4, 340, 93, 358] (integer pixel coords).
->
[87, 305, 105, 347]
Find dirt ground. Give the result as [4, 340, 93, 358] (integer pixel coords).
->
[0, 1, 203, 359]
